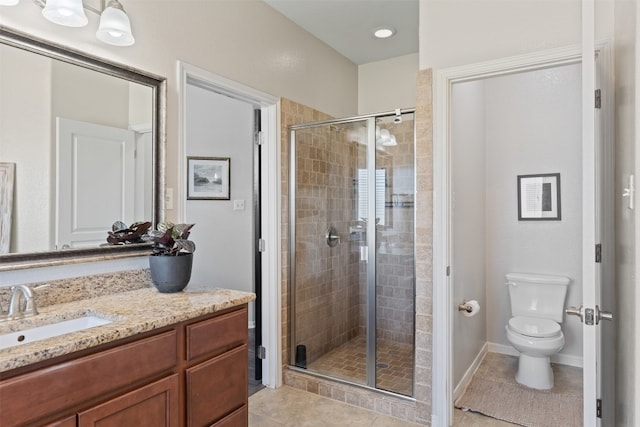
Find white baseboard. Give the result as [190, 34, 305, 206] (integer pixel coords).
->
[487, 342, 583, 368]
[453, 342, 488, 401]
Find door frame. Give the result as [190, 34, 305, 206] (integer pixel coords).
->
[432, 41, 613, 426]
[177, 61, 282, 388]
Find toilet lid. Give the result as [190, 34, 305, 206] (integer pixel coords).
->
[508, 316, 561, 338]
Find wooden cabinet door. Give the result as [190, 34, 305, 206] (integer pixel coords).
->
[78, 375, 179, 427]
[186, 345, 248, 427]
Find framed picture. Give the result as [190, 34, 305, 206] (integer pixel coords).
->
[517, 173, 561, 220]
[0, 162, 15, 253]
[187, 157, 231, 200]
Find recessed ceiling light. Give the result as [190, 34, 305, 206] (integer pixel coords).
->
[374, 27, 395, 39]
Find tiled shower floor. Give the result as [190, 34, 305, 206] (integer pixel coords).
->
[306, 335, 414, 396]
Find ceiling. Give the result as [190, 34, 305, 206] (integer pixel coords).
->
[262, 0, 419, 65]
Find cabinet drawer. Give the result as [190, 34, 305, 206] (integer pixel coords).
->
[185, 306, 247, 363]
[0, 330, 177, 427]
[43, 415, 77, 427]
[78, 374, 179, 427]
[211, 405, 248, 427]
[186, 344, 248, 427]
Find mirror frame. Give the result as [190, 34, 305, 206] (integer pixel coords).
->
[0, 27, 166, 271]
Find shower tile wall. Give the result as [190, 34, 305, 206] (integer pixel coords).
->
[293, 124, 361, 364]
[280, 98, 333, 372]
[374, 119, 416, 347]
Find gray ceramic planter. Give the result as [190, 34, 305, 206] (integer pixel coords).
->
[149, 253, 193, 293]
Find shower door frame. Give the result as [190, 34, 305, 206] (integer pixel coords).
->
[289, 109, 416, 394]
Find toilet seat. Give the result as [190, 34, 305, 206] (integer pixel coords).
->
[508, 316, 561, 338]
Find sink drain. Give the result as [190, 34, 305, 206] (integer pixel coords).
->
[376, 362, 389, 369]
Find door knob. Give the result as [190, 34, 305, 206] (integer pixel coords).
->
[565, 305, 584, 322]
[566, 305, 613, 325]
[596, 305, 613, 324]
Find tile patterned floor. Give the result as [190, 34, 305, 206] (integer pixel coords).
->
[453, 352, 583, 426]
[249, 385, 421, 426]
[306, 335, 414, 396]
[249, 353, 582, 426]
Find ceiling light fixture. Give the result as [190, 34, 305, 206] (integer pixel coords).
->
[2, 0, 135, 46]
[373, 27, 396, 39]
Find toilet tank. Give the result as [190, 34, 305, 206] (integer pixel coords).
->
[506, 272, 572, 323]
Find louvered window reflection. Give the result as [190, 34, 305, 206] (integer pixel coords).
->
[357, 168, 386, 226]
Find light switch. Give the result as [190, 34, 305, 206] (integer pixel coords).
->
[233, 199, 245, 211]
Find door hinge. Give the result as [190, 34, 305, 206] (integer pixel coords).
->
[258, 238, 266, 252]
[595, 243, 602, 263]
[595, 89, 601, 109]
[596, 398, 602, 418]
[446, 266, 450, 276]
[257, 345, 267, 360]
[254, 130, 264, 146]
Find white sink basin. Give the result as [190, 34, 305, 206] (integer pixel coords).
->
[0, 316, 112, 350]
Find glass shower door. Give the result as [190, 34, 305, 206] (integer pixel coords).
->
[373, 113, 415, 396]
[290, 119, 370, 386]
[289, 111, 416, 397]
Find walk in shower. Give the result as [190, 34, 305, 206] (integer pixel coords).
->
[289, 109, 416, 397]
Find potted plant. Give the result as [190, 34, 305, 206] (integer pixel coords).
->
[145, 222, 196, 293]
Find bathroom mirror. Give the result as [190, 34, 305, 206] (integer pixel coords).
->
[0, 27, 165, 270]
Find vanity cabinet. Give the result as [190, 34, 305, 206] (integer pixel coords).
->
[184, 306, 248, 426]
[77, 375, 179, 426]
[0, 304, 248, 427]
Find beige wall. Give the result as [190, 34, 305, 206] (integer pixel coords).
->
[0, 0, 358, 227]
[358, 53, 419, 115]
[0, 46, 51, 253]
[420, 0, 614, 70]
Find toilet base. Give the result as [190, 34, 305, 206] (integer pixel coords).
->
[515, 354, 554, 390]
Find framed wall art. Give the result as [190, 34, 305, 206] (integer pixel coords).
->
[0, 162, 15, 253]
[187, 156, 231, 200]
[517, 173, 561, 220]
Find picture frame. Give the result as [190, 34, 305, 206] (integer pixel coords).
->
[0, 162, 15, 254]
[187, 157, 231, 200]
[517, 173, 561, 220]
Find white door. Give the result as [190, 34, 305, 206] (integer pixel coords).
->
[56, 117, 136, 249]
[564, 24, 614, 425]
[433, 44, 614, 427]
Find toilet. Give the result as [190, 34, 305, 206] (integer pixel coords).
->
[505, 272, 571, 390]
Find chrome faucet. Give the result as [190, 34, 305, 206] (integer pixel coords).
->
[1, 285, 39, 321]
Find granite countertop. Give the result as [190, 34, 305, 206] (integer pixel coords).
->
[0, 285, 256, 373]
